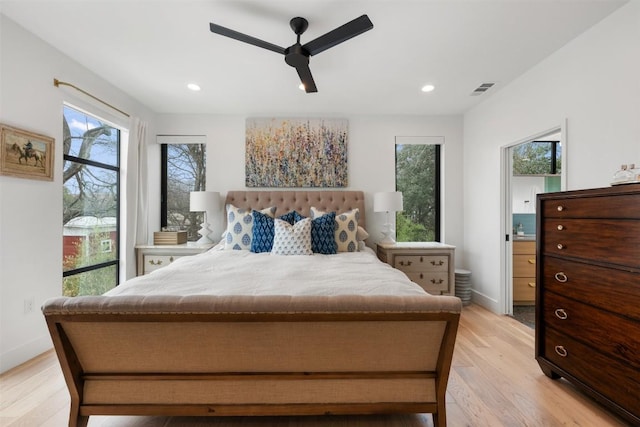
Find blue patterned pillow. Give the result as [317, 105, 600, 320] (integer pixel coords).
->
[251, 210, 297, 253]
[294, 211, 337, 255]
[271, 218, 312, 256]
[310, 207, 359, 252]
[224, 204, 276, 250]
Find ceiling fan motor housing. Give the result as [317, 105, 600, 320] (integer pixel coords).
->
[285, 44, 310, 67]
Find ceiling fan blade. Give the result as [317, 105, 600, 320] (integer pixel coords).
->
[209, 23, 286, 55]
[295, 64, 318, 93]
[302, 14, 373, 56]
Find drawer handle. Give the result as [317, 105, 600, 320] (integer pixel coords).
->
[557, 205, 564, 212]
[148, 260, 163, 266]
[554, 345, 568, 357]
[431, 278, 444, 284]
[170, 256, 174, 262]
[420, 273, 423, 279]
[557, 243, 565, 250]
[555, 308, 568, 320]
[431, 260, 444, 266]
[399, 261, 413, 266]
[557, 224, 564, 231]
[528, 259, 535, 264]
[420, 256, 423, 262]
[554, 272, 568, 283]
[528, 282, 536, 288]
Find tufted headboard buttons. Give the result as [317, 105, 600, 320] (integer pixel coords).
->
[225, 190, 366, 229]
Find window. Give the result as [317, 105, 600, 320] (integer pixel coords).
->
[513, 140, 561, 175]
[62, 105, 120, 296]
[395, 138, 441, 242]
[160, 142, 206, 241]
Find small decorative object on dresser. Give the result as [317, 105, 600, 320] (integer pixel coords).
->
[135, 242, 215, 276]
[536, 185, 640, 425]
[377, 242, 455, 295]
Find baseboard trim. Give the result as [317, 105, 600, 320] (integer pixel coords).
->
[470, 289, 500, 314]
[1, 334, 52, 373]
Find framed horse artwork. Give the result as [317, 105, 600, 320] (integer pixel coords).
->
[0, 124, 54, 181]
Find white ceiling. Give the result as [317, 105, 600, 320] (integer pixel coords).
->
[1, 0, 628, 116]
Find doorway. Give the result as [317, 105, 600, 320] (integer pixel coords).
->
[501, 124, 567, 318]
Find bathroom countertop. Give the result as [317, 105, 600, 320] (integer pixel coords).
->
[514, 234, 536, 241]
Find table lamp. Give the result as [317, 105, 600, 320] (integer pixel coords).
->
[190, 191, 219, 244]
[373, 191, 404, 244]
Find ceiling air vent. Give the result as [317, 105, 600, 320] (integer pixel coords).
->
[471, 82, 495, 96]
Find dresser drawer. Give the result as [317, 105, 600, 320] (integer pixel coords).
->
[405, 271, 449, 293]
[513, 277, 536, 302]
[543, 327, 640, 416]
[542, 193, 640, 219]
[543, 292, 640, 370]
[541, 256, 640, 321]
[513, 254, 536, 277]
[542, 218, 640, 268]
[513, 240, 536, 255]
[143, 255, 181, 274]
[394, 255, 448, 272]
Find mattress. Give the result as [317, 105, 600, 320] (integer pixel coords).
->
[108, 246, 428, 297]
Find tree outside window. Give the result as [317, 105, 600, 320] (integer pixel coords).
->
[62, 105, 120, 296]
[161, 143, 206, 241]
[395, 143, 441, 242]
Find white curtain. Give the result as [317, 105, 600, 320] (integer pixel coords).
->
[130, 118, 148, 245]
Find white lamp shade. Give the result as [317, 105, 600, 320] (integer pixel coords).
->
[190, 191, 220, 212]
[373, 191, 403, 212]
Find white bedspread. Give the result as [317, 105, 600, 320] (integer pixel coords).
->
[107, 246, 427, 297]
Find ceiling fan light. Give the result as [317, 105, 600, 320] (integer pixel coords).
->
[187, 83, 201, 91]
[421, 84, 435, 93]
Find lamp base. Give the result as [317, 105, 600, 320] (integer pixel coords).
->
[197, 222, 213, 244]
[379, 232, 396, 245]
[379, 223, 396, 244]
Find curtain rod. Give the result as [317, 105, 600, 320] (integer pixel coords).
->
[53, 78, 130, 118]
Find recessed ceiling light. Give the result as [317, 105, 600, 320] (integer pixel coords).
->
[187, 83, 201, 91]
[298, 83, 305, 91]
[421, 84, 435, 93]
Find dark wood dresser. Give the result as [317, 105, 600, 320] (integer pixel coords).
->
[536, 185, 640, 424]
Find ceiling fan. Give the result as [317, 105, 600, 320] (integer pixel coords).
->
[209, 14, 373, 93]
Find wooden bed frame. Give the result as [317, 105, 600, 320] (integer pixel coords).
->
[42, 191, 461, 427]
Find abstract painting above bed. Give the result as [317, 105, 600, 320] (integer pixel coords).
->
[245, 118, 348, 188]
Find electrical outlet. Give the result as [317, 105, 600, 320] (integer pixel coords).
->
[24, 297, 35, 314]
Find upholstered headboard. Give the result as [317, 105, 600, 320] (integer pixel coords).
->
[225, 190, 366, 229]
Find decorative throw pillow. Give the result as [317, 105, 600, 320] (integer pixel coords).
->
[224, 204, 276, 250]
[271, 218, 312, 256]
[251, 210, 297, 253]
[310, 207, 359, 253]
[294, 211, 337, 255]
[356, 226, 369, 241]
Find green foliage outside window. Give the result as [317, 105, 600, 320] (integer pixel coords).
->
[513, 141, 561, 175]
[395, 144, 438, 242]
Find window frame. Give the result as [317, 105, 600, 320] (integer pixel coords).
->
[62, 105, 121, 289]
[159, 140, 207, 240]
[394, 137, 442, 242]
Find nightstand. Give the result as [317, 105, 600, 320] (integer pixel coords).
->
[135, 242, 215, 276]
[377, 242, 456, 295]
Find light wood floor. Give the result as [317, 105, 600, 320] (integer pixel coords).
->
[0, 304, 631, 427]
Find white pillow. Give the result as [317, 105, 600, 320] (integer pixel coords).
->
[271, 218, 313, 256]
[310, 207, 359, 253]
[223, 204, 276, 250]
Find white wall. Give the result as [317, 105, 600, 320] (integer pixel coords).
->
[0, 15, 156, 372]
[152, 114, 465, 253]
[463, 1, 640, 312]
